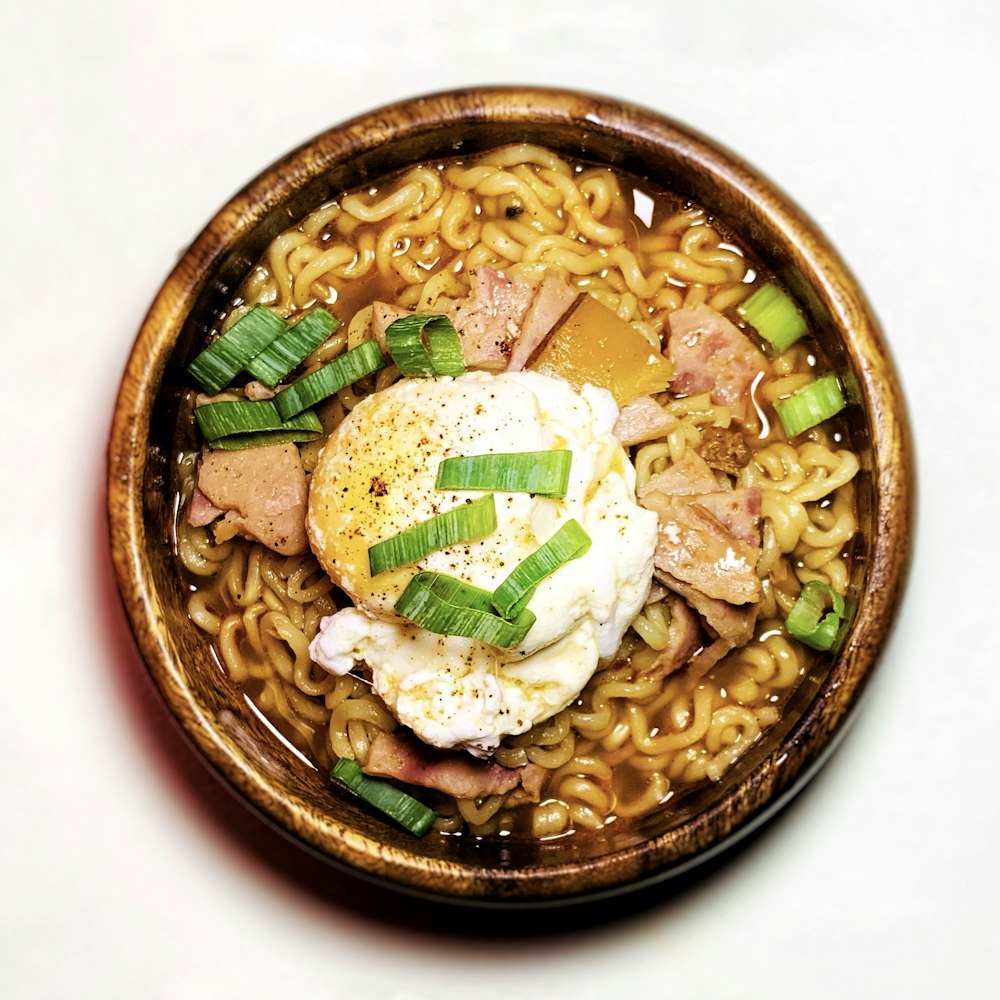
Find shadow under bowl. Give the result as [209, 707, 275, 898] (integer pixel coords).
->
[107, 86, 913, 906]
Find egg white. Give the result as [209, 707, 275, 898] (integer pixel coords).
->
[307, 370, 657, 755]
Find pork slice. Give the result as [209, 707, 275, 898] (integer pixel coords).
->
[637, 449, 720, 499]
[613, 395, 677, 447]
[642, 489, 762, 605]
[667, 303, 768, 424]
[364, 731, 537, 800]
[505, 272, 579, 371]
[196, 442, 308, 555]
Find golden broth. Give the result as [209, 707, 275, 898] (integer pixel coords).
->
[174, 145, 860, 841]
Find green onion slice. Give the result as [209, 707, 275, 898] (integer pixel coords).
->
[368, 495, 497, 576]
[435, 450, 573, 497]
[195, 399, 323, 450]
[395, 571, 536, 648]
[273, 340, 385, 420]
[737, 282, 808, 354]
[492, 519, 592, 618]
[384, 313, 465, 377]
[331, 758, 436, 837]
[775, 373, 847, 438]
[186, 305, 286, 394]
[245, 309, 339, 387]
[785, 581, 847, 651]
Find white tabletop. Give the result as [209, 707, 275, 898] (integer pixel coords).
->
[4, 2, 998, 997]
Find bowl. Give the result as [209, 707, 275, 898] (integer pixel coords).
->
[107, 85, 912, 905]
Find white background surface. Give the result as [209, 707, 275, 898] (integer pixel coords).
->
[4, 2, 999, 997]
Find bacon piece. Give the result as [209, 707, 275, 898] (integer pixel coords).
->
[196, 442, 308, 555]
[613, 395, 676, 447]
[364, 731, 541, 801]
[667, 304, 768, 423]
[506, 272, 578, 371]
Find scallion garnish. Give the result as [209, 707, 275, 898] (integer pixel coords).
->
[245, 309, 339, 387]
[384, 314, 465, 377]
[394, 571, 536, 647]
[737, 283, 808, 353]
[194, 399, 323, 450]
[273, 340, 385, 420]
[492, 519, 592, 618]
[331, 758, 436, 836]
[775, 373, 846, 438]
[186, 305, 286, 394]
[785, 580, 846, 651]
[435, 450, 573, 497]
[368, 495, 498, 576]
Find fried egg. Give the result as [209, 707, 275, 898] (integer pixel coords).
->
[307, 370, 657, 755]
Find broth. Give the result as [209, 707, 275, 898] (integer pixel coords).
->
[174, 144, 860, 840]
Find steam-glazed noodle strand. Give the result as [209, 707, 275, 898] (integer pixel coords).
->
[177, 144, 860, 839]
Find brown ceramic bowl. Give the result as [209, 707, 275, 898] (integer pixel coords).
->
[107, 86, 912, 905]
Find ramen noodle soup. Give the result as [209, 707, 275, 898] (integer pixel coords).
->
[174, 144, 860, 841]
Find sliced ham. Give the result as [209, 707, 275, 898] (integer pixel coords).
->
[637, 449, 720, 499]
[639, 441, 763, 610]
[364, 731, 544, 801]
[644, 595, 703, 679]
[613, 395, 677, 447]
[371, 301, 410, 352]
[667, 303, 768, 424]
[643, 488, 762, 605]
[655, 572, 759, 649]
[372, 267, 576, 373]
[195, 442, 308, 555]
[244, 380, 277, 401]
[505, 272, 579, 371]
[448, 266, 537, 370]
[188, 486, 224, 527]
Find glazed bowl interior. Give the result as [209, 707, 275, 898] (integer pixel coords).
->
[108, 87, 911, 905]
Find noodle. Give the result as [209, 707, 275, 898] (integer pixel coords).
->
[175, 144, 860, 841]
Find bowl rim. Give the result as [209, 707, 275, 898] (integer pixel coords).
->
[107, 84, 913, 904]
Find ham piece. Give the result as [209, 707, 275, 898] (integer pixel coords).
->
[640, 449, 762, 607]
[613, 395, 677, 447]
[191, 442, 309, 555]
[188, 486, 224, 527]
[667, 303, 768, 424]
[364, 731, 545, 801]
[371, 266, 576, 372]
[644, 594, 703, 679]
[654, 572, 758, 651]
[637, 449, 720, 499]
[505, 272, 580, 371]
